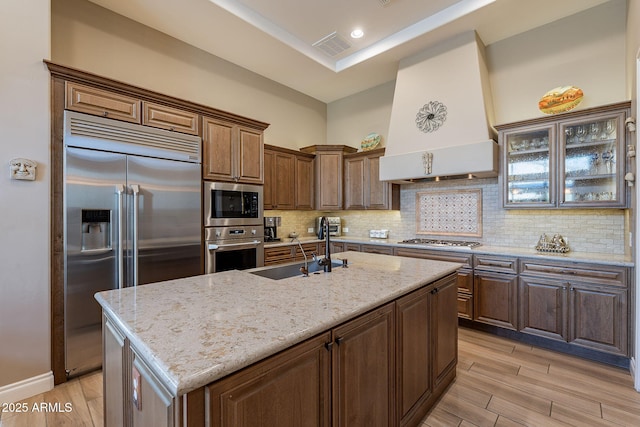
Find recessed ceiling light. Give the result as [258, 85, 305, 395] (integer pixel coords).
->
[350, 28, 364, 39]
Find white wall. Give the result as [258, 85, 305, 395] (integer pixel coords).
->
[0, 0, 53, 400]
[51, 0, 327, 150]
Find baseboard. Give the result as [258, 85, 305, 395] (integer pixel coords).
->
[631, 357, 639, 392]
[0, 371, 54, 404]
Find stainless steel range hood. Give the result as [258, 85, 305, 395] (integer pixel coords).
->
[380, 31, 498, 182]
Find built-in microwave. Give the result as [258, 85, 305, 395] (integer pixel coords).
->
[204, 182, 263, 227]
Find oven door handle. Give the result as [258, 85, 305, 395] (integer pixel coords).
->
[208, 240, 262, 251]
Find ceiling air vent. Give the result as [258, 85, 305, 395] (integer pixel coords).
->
[379, 0, 394, 6]
[312, 31, 351, 57]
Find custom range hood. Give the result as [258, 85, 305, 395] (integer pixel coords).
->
[380, 31, 498, 182]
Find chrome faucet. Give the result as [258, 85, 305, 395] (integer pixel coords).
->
[316, 216, 332, 272]
[292, 237, 309, 277]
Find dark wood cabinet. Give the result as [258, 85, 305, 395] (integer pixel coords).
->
[394, 247, 473, 320]
[332, 304, 395, 427]
[519, 259, 629, 356]
[432, 277, 458, 388]
[203, 117, 264, 183]
[344, 148, 400, 210]
[396, 287, 431, 427]
[474, 271, 518, 330]
[295, 154, 315, 210]
[300, 145, 357, 210]
[361, 244, 394, 255]
[264, 145, 315, 210]
[207, 332, 332, 427]
[519, 276, 567, 341]
[264, 246, 295, 265]
[264, 147, 295, 209]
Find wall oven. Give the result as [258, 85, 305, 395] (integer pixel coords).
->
[205, 225, 264, 273]
[204, 182, 264, 273]
[204, 181, 263, 227]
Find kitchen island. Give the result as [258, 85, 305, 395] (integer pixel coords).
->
[96, 251, 462, 427]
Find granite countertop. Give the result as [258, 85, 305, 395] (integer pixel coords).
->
[95, 251, 461, 397]
[266, 236, 633, 267]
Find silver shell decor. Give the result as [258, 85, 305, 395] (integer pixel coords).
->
[535, 233, 570, 253]
[416, 101, 447, 133]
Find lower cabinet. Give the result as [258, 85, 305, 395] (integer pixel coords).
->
[332, 304, 395, 427]
[519, 259, 629, 356]
[103, 316, 128, 427]
[204, 273, 457, 427]
[207, 332, 332, 427]
[474, 271, 518, 330]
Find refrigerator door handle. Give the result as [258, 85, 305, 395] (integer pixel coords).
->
[131, 184, 140, 287]
[115, 184, 125, 289]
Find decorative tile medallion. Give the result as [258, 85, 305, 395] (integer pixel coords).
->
[416, 189, 482, 237]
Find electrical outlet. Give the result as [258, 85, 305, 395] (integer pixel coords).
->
[132, 366, 142, 411]
[343, 227, 349, 233]
[308, 227, 314, 233]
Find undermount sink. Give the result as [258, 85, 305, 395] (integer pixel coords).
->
[249, 260, 344, 280]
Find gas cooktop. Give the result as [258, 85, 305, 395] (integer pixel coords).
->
[399, 238, 482, 249]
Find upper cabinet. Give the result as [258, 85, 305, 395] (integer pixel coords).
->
[66, 82, 140, 123]
[203, 117, 264, 184]
[263, 145, 315, 210]
[142, 101, 199, 135]
[344, 148, 400, 210]
[300, 145, 357, 211]
[499, 102, 630, 209]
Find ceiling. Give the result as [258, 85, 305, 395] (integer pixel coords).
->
[87, 0, 611, 103]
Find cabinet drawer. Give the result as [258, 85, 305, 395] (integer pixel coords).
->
[66, 82, 140, 123]
[361, 244, 394, 255]
[264, 246, 294, 265]
[142, 101, 200, 135]
[457, 292, 473, 320]
[344, 243, 361, 252]
[394, 247, 473, 269]
[295, 243, 318, 259]
[474, 255, 518, 274]
[519, 259, 626, 287]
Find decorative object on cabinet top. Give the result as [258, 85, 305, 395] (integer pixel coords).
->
[538, 85, 584, 114]
[360, 132, 381, 151]
[535, 233, 570, 253]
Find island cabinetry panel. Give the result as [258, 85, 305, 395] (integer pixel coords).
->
[499, 102, 630, 209]
[207, 332, 332, 427]
[300, 145, 357, 210]
[141, 101, 199, 135]
[264, 146, 295, 209]
[332, 303, 395, 427]
[203, 117, 264, 183]
[131, 348, 175, 427]
[519, 259, 629, 356]
[344, 148, 400, 210]
[66, 81, 141, 123]
[394, 247, 473, 319]
[103, 315, 129, 427]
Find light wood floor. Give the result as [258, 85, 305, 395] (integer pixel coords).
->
[2, 327, 639, 426]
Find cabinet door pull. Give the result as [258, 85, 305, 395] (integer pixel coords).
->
[561, 270, 577, 275]
[335, 337, 344, 346]
[324, 342, 333, 351]
[430, 288, 438, 294]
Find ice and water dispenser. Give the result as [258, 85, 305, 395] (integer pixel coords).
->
[81, 209, 111, 252]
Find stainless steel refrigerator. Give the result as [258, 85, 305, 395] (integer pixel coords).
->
[63, 111, 202, 377]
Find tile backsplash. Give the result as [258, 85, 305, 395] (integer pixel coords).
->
[267, 177, 628, 255]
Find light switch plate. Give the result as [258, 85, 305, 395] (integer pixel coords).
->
[308, 227, 314, 233]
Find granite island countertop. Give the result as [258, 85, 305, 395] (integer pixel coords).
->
[95, 251, 461, 397]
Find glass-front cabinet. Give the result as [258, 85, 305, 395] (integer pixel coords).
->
[499, 102, 630, 209]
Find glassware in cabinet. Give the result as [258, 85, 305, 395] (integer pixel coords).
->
[559, 112, 626, 208]
[503, 124, 555, 207]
